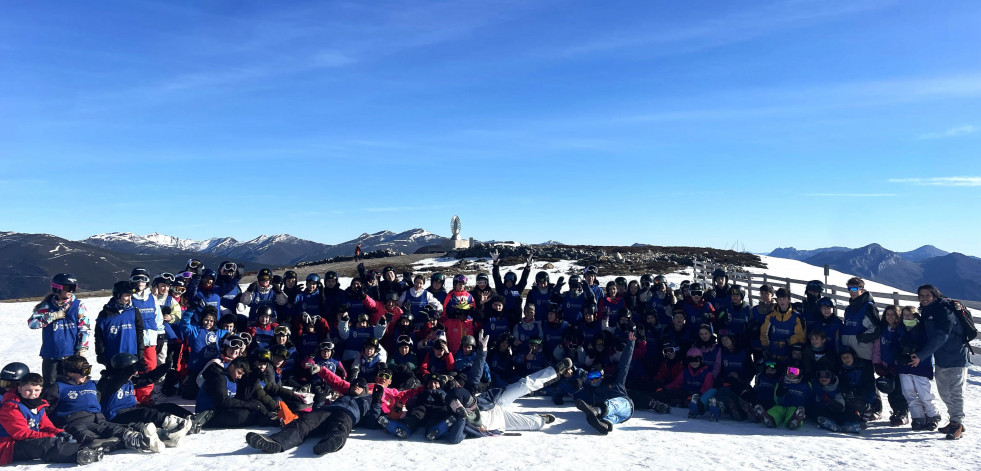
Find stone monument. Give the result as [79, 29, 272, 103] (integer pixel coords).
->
[443, 215, 471, 250]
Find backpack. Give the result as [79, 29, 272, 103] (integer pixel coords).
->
[943, 299, 978, 351]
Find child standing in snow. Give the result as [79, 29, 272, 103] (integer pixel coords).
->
[897, 306, 940, 430]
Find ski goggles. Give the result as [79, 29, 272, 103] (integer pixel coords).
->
[817, 370, 834, 380]
[130, 274, 150, 283]
[257, 274, 271, 282]
[376, 371, 393, 380]
[68, 365, 92, 376]
[222, 262, 238, 272]
[662, 347, 677, 355]
[587, 371, 603, 381]
[318, 341, 335, 351]
[686, 356, 702, 363]
[847, 286, 861, 292]
[764, 361, 777, 369]
[187, 259, 202, 268]
[224, 338, 246, 350]
[158, 273, 176, 283]
[583, 265, 597, 275]
[689, 290, 703, 297]
[274, 326, 291, 336]
[50, 282, 76, 293]
[170, 286, 186, 295]
[397, 335, 413, 346]
[786, 366, 801, 376]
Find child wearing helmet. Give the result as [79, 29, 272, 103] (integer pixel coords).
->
[758, 364, 811, 429]
[29, 273, 91, 387]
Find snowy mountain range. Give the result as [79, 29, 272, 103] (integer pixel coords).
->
[769, 243, 981, 301]
[80, 229, 447, 266]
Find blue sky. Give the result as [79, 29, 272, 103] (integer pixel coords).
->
[2, 0, 979, 255]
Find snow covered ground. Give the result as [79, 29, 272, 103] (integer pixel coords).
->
[1, 256, 979, 470]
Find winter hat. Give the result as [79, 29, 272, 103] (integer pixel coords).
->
[446, 388, 478, 413]
[686, 347, 703, 358]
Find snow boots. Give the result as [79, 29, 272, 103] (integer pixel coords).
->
[889, 411, 909, 426]
[687, 394, 702, 419]
[817, 416, 861, 434]
[246, 432, 283, 454]
[707, 397, 723, 422]
[648, 400, 670, 414]
[576, 399, 611, 435]
[188, 410, 214, 434]
[75, 447, 104, 466]
[123, 423, 163, 453]
[426, 416, 457, 441]
[160, 415, 192, 447]
[756, 405, 776, 428]
[944, 422, 964, 440]
[786, 407, 806, 430]
[377, 416, 411, 439]
[312, 435, 345, 455]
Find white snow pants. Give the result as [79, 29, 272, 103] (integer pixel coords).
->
[483, 366, 557, 432]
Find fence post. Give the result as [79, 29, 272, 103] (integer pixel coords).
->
[893, 292, 900, 306]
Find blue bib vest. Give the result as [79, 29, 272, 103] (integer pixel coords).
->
[53, 380, 100, 420]
[97, 307, 139, 359]
[102, 382, 137, 420]
[40, 298, 81, 359]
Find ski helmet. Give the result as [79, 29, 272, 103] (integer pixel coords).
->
[806, 280, 824, 294]
[640, 274, 653, 285]
[0, 362, 29, 381]
[583, 265, 597, 276]
[256, 305, 274, 319]
[130, 267, 150, 280]
[324, 271, 338, 280]
[110, 353, 139, 370]
[50, 273, 78, 293]
[257, 269, 272, 282]
[112, 280, 135, 298]
[711, 268, 727, 281]
[363, 337, 380, 349]
[476, 273, 489, 284]
[431, 272, 445, 283]
[504, 271, 517, 283]
[201, 268, 218, 280]
[785, 365, 803, 384]
[453, 274, 467, 285]
[569, 274, 581, 287]
[728, 286, 744, 299]
[284, 271, 298, 281]
[536, 271, 549, 284]
[383, 291, 399, 303]
[461, 335, 476, 347]
[318, 341, 335, 352]
[306, 273, 321, 283]
[875, 376, 896, 394]
[689, 282, 704, 294]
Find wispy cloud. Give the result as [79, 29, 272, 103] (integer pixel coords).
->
[918, 125, 978, 140]
[802, 193, 897, 197]
[557, 0, 894, 57]
[888, 177, 981, 187]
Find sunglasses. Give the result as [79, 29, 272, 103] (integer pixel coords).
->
[847, 286, 860, 292]
[587, 371, 603, 381]
[690, 290, 703, 297]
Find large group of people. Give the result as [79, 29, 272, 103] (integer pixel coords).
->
[2, 253, 972, 466]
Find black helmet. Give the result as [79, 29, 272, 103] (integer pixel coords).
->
[201, 268, 218, 280]
[461, 335, 476, 347]
[536, 271, 549, 283]
[50, 273, 78, 293]
[252, 348, 272, 363]
[257, 269, 273, 281]
[640, 274, 653, 284]
[383, 266, 396, 274]
[364, 337, 380, 349]
[130, 267, 150, 279]
[324, 271, 338, 280]
[256, 305, 274, 319]
[504, 271, 517, 283]
[711, 268, 727, 280]
[728, 286, 744, 298]
[112, 280, 136, 298]
[110, 353, 139, 370]
[476, 273, 489, 283]
[171, 278, 187, 289]
[383, 291, 399, 302]
[806, 280, 825, 294]
[689, 282, 704, 292]
[569, 274, 581, 286]
[615, 276, 627, 285]
[0, 362, 29, 381]
[284, 271, 298, 281]
[875, 376, 895, 394]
